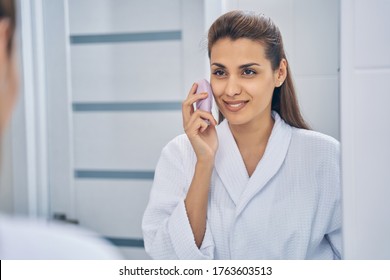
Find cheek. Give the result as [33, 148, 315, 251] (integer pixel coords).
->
[245, 78, 271, 96]
[246, 81, 262, 95]
[243, 81, 274, 107]
[210, 81, 224, 98]
[257, 75, 276, 93]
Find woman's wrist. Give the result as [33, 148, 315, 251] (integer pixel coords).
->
[196, 157, 215, 170]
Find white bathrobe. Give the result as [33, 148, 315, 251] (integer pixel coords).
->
[142, 112, 342, 259]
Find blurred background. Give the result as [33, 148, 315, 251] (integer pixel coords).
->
[0, 0, 389, 259]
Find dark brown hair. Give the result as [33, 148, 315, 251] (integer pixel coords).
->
[208, 10, 309, 129]
[0, 0, 16, 53]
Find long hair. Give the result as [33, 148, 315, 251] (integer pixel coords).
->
[208, 10, 309, 129]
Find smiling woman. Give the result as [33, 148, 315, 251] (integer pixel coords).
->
[208, 11, 309, 131]
[142, 10, 341, 260]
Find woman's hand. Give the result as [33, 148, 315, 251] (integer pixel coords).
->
[182, 83, 218, 247]
[182, 83, 218, 163]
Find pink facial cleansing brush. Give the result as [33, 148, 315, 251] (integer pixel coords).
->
[195, 79, 213, 113]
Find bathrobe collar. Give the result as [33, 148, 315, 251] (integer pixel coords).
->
[215, 111, 292, 215]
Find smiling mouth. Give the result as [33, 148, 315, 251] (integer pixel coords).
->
[223, 100, 249, 112]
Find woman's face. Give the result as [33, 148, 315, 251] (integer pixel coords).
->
[210, 38, 282, 127]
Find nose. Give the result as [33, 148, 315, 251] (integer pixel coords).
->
[225, 76, 241, 97]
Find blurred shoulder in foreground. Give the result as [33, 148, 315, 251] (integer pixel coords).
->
[0, 214, 122, 259]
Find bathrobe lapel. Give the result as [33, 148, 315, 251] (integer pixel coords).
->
[215, 113, 292, 214]
[236, 113, 292, 216]
[215, 120, 249, 205]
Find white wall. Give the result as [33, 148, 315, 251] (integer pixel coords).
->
[341, 0, 390, 259]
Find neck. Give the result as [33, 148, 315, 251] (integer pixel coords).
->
[228, 111, 274, 150]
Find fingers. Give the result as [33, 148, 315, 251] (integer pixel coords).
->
[189, 118, 209, 135]
[182, 82, 217, 137]
[182, 83, 210, 124]
[184, 110, 218, 136]
[193, 110, 218, 126]
[186, 82, 198, 99]
[185, 117, 209, 138]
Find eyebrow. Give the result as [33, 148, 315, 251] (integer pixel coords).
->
[211, 62, 261, 69]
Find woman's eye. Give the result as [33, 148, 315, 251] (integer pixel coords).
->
[213, 70, 226, 76]
[243, 69, 256, 75]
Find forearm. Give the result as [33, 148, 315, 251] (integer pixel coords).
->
[184, 160, 213, 248]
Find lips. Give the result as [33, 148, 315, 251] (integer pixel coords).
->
[223, 100, 249, 112]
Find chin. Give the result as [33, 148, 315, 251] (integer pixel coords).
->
[223, 114, 251, 126]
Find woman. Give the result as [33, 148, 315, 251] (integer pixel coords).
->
[142, 10, 341, 259]
[0, 0, 120, 259]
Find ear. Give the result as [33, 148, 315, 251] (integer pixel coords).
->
[274, 58, 287, 87]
